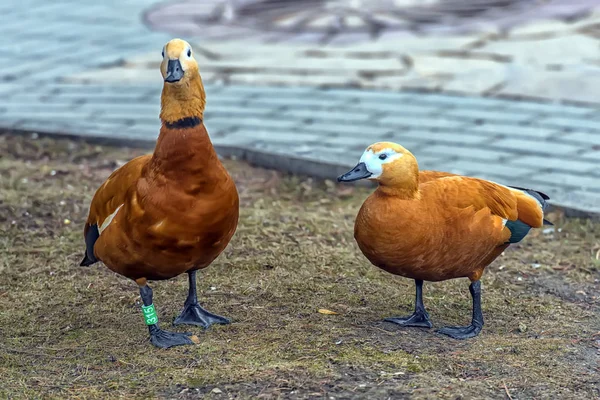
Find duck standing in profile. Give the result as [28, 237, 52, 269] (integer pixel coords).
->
[338, 142, 551, 339]
[80, 39, 239, 348]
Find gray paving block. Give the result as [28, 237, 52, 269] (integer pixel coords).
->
[321, 135, 388, 152]
[77, 102, 159, 114]
[466, 123, 558, 138]
[529, 172, 599, 191]
[251, 96, 352, 109]
[561, 132, 600, 146]
[202, 120, 238, 134]
[392, 129, 487, 145]
[3, 104, 82, 116]
[537, 117, 600, 132]
[207, 104, 281, 117]
[219, 85, 317, 97]
[441, 159, 530, 179]
[322, 88, 412, 102]
[346, 102, 442, 116]
[218, 116, 300, 131]
[232, 128, 320, 144]
[282, 108, 373, 123]
[509, 155, 598, 173]
[210, 92, 255, 104]
[443, 108, 537, 123]
[578, 151, 600, 162]
[504, 101, 598, 117]
[425, 144, 507, 161]
[490, 138, 583, 155]
[379, 114, 467, 130]
[299, 121, 393, 138]
[406, 93, 513, 110]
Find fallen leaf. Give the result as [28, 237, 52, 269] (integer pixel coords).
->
[318, 309, 338, 315]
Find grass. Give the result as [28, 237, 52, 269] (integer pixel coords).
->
[0, 132, 599, 399]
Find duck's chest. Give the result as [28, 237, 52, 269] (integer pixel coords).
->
[353, 197, 443, 274]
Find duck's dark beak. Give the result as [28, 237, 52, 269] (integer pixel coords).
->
[337, 162, 372, 182]
[165, 59, 184, 83]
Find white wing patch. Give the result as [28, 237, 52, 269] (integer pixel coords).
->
[98, 204, 123, 235]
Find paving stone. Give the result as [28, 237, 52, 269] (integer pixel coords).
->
[207, 104, 283, 118]
[490, 138, 583, 155]
[425, 144, 507, 161]
[282, 109, 374, 123]
[232, 128, 320, 144]
[391, 129, 488, 145]
[406, 93, 514, 110]
[536, 116, 600, 132]
[443, 108, 538, 123]
[503, 101, 598, 117]
[379, 115, 467, 130]
[219, 85, 317, 97]
[299, 121, 393, 138]
[465, 123, 558, 138]
[347, 102, 443, 116]
[509, 155, 598, 174]
[561, 132, 600, 146]
[219, 117, 300, 131]
[322, 88, 414, 103]
[251, 96, 353, 109]
[442, 159, 531, 179]
[529, 172, 600, 192]
[578, 150, 600, 162]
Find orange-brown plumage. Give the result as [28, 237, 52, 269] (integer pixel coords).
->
[338, 141, 550, 339]
[86, 122, 238, 281]
[80, 39, 238, 348]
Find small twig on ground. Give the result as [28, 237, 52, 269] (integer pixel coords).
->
[503, 381, 513, 400]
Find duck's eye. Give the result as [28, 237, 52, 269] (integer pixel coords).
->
[161, 49, 164, 58]
[379, 154, 388, 160]
[187, 49, 191, 57]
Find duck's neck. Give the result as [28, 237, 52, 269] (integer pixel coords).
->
[159, 76, 206, 123]
[152, 78, 219, 183]
[376, 174, 419, 199]
[377, 184, 419, 199]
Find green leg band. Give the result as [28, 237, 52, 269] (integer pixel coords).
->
[142, 304, 158, 326]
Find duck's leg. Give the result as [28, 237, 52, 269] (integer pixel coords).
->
[137, 282, 196, 348]
[437, 280, 483, 339]
[173, 270, 230, 328]
[385, 279, 432, 328]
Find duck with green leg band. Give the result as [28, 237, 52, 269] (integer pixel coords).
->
[142, 304, 158, 325]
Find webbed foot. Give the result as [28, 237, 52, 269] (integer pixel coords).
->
[149, 327, 198, 348]
[173, 303, 230, 328]
[385, 311, 432, 328]
[437, 324, 482, 340]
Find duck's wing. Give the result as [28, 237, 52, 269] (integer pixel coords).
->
[80, 155, 151, 266]
[424, 176, 548, 244]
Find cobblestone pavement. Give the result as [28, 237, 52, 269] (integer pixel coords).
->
[0, 0, 599, 215]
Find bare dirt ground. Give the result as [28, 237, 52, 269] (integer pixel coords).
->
[0, 133, 598, 399]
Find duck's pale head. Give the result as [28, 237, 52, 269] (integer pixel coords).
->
[159, 38, 207, 123]
[160, 38, 199, 85]
[337, 142, 419, 188]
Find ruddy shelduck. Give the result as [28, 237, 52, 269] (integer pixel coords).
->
[80, 39, 239, 348]
[338, 142, 551, 339]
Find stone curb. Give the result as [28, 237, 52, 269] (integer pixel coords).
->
[3, 127, 598, 220]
